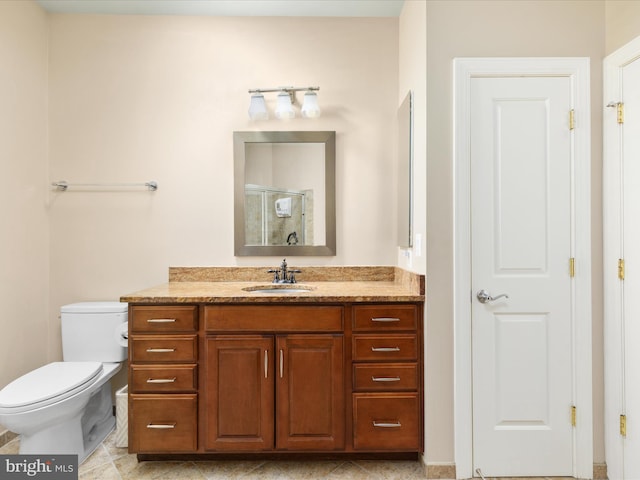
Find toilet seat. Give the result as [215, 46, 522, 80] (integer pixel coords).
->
[0, 362, 103, 413]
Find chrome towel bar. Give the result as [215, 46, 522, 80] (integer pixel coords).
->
[51, 180, 158, 191]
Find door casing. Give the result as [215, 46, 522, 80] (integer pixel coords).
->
[603, 34, 640, 480]
[453, 57, 592, 479]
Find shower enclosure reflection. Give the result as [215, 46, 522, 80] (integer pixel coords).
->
[244, 184, 314, 246]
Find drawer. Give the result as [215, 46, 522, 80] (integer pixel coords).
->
[129, 394, 197, 452]
[205, 305, 343, 332]
[353, 363, 418, 392]
[130, 365, 197, 393]
[352, 334, 417, 362]
[130, 335, 197, 363]
[131, 306, 198, 333]
[353, 393, 420, 451]
[353, 305, 418, 332]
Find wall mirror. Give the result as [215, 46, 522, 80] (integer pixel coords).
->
[234, 131, 336, 256]
[397, 91, 414, 248]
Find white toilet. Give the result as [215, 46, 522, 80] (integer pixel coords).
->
[0, 302, 128, 463]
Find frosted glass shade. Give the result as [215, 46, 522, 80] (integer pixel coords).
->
[248, 94, 268, 120]
[275, 92, 295, 119]
[301, 91, 321, 118]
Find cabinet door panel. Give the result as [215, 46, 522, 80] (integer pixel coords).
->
[205, 336, 274, 451]
[353, 305, 417, 331]
[130, 335, 197, 363]
[131, 306, 198, 333]
[129, 394, 197, 453]
[353, 393, 420, 451]
[276, 335, 344, 450]
[353, 363, 418, 392]
[352, 334, 417, 362]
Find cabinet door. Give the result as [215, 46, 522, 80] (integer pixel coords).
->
[205, 336, 274, 451]
[276, 334, 344, 450]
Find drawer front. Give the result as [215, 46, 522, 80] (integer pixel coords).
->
[129, 394, 197, 452]
[352, 335, 417, 362]
[353, 393, 420, 451]
[353, 363, 418, 392]
[130, 335, 197, 363]
[130, 365, 197, 393]
[205, 305, 343, 332]
[131, 306, 198, 333]
[353, 305, 418, 332]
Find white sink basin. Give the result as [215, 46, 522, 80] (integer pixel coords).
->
[242, 285, 314, 294]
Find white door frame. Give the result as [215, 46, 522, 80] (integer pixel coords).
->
[453, 57, 592, 479]
[603, 34, 640, 480]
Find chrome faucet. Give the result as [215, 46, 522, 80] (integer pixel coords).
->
[267, 259, 301, 284]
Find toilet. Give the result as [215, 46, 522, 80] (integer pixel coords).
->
[0, 302, 128, 463]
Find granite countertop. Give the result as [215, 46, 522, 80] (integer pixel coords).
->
[120, 266, 425, 304]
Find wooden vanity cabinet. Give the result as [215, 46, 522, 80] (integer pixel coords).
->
[204, 306, 344, 452]
[128, 301, 423, 457]
[128, 306, 198, 453]
[351, 304, 422, 451]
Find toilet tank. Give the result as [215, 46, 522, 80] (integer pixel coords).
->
[61, 302, 128, 362]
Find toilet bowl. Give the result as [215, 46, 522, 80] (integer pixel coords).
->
[0, 302, 128, 463]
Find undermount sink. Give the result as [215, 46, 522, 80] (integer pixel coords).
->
[242, 285, 315, 294]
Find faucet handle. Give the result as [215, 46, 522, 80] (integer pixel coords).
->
[267, 269, 280, 282]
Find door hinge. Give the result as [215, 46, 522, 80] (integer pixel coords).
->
[569, 258, 575, 278]
[569, 109, 575, 130]
[620, 414, 627, 437]
[618, 102, 625, 124]
[619, 258, 625, 280]
[571, 406, 577, 427]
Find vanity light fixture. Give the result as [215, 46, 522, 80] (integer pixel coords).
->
[247, 86, 320, 120]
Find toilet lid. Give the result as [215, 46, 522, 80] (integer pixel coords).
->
[0, 362, 103, 410]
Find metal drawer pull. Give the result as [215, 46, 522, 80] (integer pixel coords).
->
[371, 347, 400, 352]
[371, 317, 401, 322]
[264, 350, 268, 379]
[373, 421, 402, 428]
[146, 348, 176, 353]
[146, 378, 176, 384]
[280, 349, 284, 378]
[372, 376, 401, 382]
[146, 423, 176, 429]
[147, 318, 177, 323]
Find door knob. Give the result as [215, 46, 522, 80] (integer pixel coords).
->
[477, 289, 509, 304]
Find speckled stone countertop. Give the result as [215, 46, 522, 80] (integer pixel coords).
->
[120, 266, 425, 304]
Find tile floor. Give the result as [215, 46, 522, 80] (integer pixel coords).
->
[0, 431, 428, 479]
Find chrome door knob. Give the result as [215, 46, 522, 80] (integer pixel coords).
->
[477, 289, 509, 304]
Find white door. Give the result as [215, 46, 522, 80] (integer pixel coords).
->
[470, 76, 574, 476]
[604, 38, 640, 480]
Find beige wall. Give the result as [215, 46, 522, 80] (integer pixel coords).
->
[426, 0, 606, 464]
[0, 2, 50, 388]
[606, 1, 640, 54]
[398, 0, 427, 276]
[46, 14, 399, 358]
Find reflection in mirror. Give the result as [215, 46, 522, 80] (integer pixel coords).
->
[234, 131, 336, 256]
[397, 91, 414, 248]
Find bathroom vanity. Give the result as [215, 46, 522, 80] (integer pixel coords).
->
[121, 266, 424, 460]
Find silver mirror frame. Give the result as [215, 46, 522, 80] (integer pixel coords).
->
[234, 131, 336, 256]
